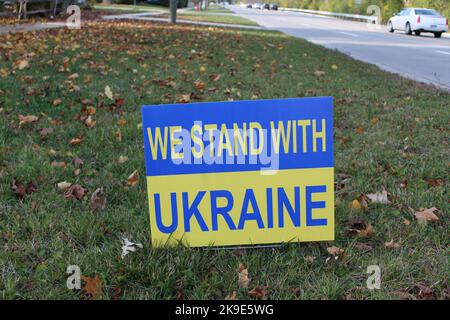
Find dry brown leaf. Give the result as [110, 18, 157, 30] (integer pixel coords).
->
[414, 207, 439, 224]
[355, 127, 365, 134]
[355, 242, 373, 252]
[11, 179, 37, 198]
[348, 221, 375, 238]
[40, 127, 53, 139]
[385, 239, 401, 249]
[370, 117, 379, 125]
[84, 116, 96, 128]
[117, 119, 128, 127]
[327, 246, 344, 256]
[115, 129, 122, 142]
[19, 115, 38, 128]
[69, 137, 83, 146]
[18, 59, 29, 70]
[194, 79, 205, 90]
[64, 184, 86, 200]
[238, 263, 250, 289]
[177, 94, 191, 103]
[81, 275, 102, 299]
[51, 161, 66, 168]
[52, 98, 62, 107]
[73, 157, 84, 167]
[127, 170, 139, 187]
[225, 291, 238, 300]
[304, 255, 316, 263]
[248, 287, 267, 300]
[90, 188, 106, 212]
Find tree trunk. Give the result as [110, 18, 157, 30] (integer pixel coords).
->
[102, 0, 112, 5]
[170, 0, 178, 24]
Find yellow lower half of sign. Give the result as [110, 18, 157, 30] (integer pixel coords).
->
[146, 167, 334, 247]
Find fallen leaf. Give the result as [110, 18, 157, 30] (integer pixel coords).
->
[177, 94, 191, 103]
[355, 127, 365, 134]
[118, 155, 128, 163]
[81, 275, 102, 299]
[304, 255, 316, 263]
[68, 73, 78, 80]
[40, 127, 53, 139]
[350, 199, 362, 209]
[225, 291, 238, 300]
[355, 242, 373, 252]
[385, 239, 401, 249]
[11, 179, 37, 198]
[194, 79, 205, 90]
[51, 161, 67, 168]
[52, 98, 62, 107]
[408, 283, 436, 300]
[19, 115, 38, 128]
[104, 85, 113, 100]
[426, 179, 443, 187]
[90, 188, 106, 212]
[69, 137, 83, 146]
[115, 129, 122, 142]
[238, 263, 250, 288]
[18, 59, 29, 70]
[57, 181, 72, 191]
[84, 116, 96, 128]
[73, 157, 84, 167]
[11, 178, 26, 198]
[370, 117, 379, 125]
[348, 220, 375, 238]
[414, 207, 439, 224]
[327, 246, 344, 256]
[121, 238, 143, 259]
[248, 287, 267, 300]
[64, 184, 85, 200]
[127, 170, 139, 187]
[26, 181, 38, 194]
[366, 190, 389, 204]
[314, 70, 326, 77]
[117, 119, 127, 127]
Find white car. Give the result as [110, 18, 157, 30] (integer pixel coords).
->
[253, 3, 262, 10]
[388, 8, 448, 38]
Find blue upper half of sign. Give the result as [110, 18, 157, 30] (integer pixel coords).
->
[142, 97, 333, 176]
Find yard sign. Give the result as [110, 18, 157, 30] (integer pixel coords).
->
[141, 97, 334, 247]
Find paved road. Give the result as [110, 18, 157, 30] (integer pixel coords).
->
[231, 6, 450, 90]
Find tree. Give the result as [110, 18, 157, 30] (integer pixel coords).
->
[170, 0, 178, 23]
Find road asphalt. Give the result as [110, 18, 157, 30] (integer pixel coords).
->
[231, 5, 450, 91]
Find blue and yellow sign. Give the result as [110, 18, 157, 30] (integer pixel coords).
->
[142, 97, 334, 247]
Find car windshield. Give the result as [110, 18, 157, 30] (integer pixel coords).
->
[415, 9, 439, 16]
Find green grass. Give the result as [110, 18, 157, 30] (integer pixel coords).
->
[92, 3, 166, 13]
[0, 20, 449, 300]
[176, 12, 259, 26]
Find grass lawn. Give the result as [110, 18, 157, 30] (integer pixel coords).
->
[93, 3, 166, 13]
[157, 11, 259, 26]
[0, 20, 448, 300]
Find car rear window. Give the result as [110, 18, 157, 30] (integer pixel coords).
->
[415, 9, 439, 16]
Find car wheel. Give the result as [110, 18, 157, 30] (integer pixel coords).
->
[405, 23, 412, 35]
[434, 32, 442, 38]
[388, 21, 394, 32]
[414, 31, 421, 36]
